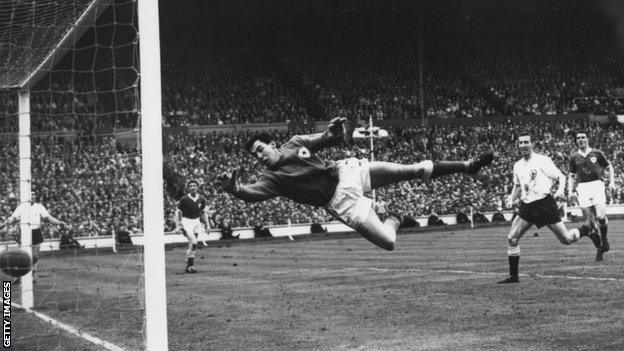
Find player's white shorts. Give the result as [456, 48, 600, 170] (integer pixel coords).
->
[325, 158, 373, 228]
[576, 180, 606, 208]
[181, 217, 203, 237]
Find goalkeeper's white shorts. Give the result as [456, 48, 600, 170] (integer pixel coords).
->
[576, 180, 606, 208]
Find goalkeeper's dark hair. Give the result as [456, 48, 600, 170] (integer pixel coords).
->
[245, 132, 274, 153]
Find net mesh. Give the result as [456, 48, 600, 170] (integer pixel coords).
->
[0, 0, 147, 349]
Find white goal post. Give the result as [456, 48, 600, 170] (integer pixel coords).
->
[3, 0, 169, 349]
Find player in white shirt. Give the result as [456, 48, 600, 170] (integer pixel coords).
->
[497, 133, 601, 284]
[0, 191, 67, 278]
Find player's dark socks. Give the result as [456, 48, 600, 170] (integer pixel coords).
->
[578, 224, 601, 248]
[186, 257, 194, 267]
[465, 151, 494, 174]
[430, 161, 468, 178]
[601, 235, 610, 252]
[509, 255, 519, 277]
[498, 255, 520, 284]
[596, 248, 604, 261]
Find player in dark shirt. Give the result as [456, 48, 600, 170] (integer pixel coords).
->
[219, 117, 493, 251]
[568, 132, 615, 261]
[176, 180, 209, 273]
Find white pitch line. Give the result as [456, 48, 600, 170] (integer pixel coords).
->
[12, 303, 126, 351]
[366, 267, 624, 282]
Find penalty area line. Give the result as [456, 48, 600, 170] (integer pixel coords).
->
[12, 303, 126, 351]
[365, 267, 624, 282]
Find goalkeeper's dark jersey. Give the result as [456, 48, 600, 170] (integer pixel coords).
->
[569, 149, 609, 183]
[250, 134, 340, 207]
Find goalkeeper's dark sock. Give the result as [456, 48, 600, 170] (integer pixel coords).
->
[578, 224, 590, 237]
[430, 161, 467, 178]
[599, 220, 608, 238]
[186, 257, 194, 267]
[509, 255, 519, 277]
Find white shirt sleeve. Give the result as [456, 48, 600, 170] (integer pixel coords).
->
[9, 204, 22, 220]
[37, 204, 51, 219]
[541, 156, 563, 180]
[513, 162, 520, 186]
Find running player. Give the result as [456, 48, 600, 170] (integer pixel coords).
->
[568, 131, 615, 261]
[497, 133, 601, 284]
[218, 117, 493, 251]
[176, 180, 209, 273]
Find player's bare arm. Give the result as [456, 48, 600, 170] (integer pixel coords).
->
[553, 171, 566, 201]
[607, 163, 615, 191]
[46, 215, 66, 226]
[506, 184, 522, 208]
[568, 172, 577, 198]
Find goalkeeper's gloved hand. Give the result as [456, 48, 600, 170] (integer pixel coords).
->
[327, 117, 347, 137]
[217, 170, 239, 194]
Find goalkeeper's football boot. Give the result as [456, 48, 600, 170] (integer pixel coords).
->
[342, 119, 354, 147]
[497, 275, 519, 284]
[586, 224, 602, 249]
[596, 235, 610, 261]
[466, 151, 494, 174]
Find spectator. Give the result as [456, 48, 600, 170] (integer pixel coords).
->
[310, 218, 327, 234]
[219, 218, 237, 240]
[456, 207, 470, 225]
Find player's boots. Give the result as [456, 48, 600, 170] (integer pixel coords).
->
[596, 235, 610, 261]
[185, 266, 197, 274]
[586, 224, 602, 249]
[466, 151, 494, 174]
[497, 275, 519, 284]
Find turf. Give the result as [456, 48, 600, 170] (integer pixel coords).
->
[7, 220, 624, 350]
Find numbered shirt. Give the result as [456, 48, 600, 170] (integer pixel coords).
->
[569, 148, 609, 183]
[253, 134, 340, 207]
[10, 203, 50, 229]
[513, 152, 563, 204]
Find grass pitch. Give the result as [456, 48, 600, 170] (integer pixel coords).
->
[8, 220, 624, 350]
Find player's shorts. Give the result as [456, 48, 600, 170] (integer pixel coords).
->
[518, 195, 561, 228]
[181, 217, 203, 237]
[325, 158, 373, 229]
[31, 228, 44, 245]
[576, 180, 606, 208]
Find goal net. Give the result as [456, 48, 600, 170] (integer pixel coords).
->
[0, 0, 166, 349]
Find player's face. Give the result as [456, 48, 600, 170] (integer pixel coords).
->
[576, 133, 589, 149]
[250, 140, 280, 167]
[188, 183, 198, 195]
[517, 136, 533, 156]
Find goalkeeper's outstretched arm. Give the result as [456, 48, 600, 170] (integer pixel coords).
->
[219, 170, 277, 203]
